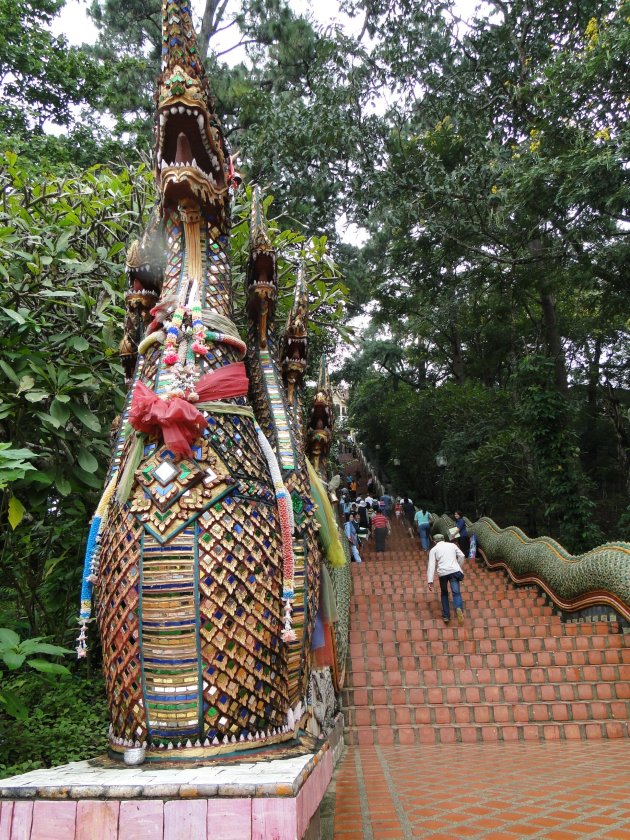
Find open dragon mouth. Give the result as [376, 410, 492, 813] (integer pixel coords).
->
[248, 254, 277, 301]
[311, 397, 333, 430]
[157, 106, 226, 205]
[283, 334, 308, 371]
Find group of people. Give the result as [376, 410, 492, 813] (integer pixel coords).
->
[339, 489, 395, 561]
[339, 476, 472, 626]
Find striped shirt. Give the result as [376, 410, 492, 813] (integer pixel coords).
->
[372, 513, 389, 530]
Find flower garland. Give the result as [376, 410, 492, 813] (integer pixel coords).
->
[254, 421, 296, 642]
[163, 304, 185, 365]
[206, 330, 247, 359]
[76, 472, 118, 658]
[163, 282, 209, 366]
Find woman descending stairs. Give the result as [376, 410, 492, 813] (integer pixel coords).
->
[343, 521, 629, 745]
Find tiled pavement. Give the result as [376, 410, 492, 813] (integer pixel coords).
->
[330, 740, 630, 839]
[328, 519, 630, 839]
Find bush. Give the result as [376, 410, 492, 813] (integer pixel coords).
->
[0, 671, 108, 779]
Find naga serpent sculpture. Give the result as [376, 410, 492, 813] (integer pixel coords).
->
[77, 0, 345, 761]
[307, 357, 335, 481]
[431, 515, 630, 622]
[245, 184, 347, 714]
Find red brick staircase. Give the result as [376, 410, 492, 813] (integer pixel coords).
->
[343, 522, 630, 744]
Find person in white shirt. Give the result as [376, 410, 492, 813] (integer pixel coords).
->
[427, 533, 465, 625]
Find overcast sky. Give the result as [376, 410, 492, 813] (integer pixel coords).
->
[54, 0, 481, 51]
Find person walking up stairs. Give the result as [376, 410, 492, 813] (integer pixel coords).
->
[330, 517, 629, 840]
[343, 519, 629, 745]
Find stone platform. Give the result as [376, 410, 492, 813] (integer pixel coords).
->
[0, 715, 343, 840]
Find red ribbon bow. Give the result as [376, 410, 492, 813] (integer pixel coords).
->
[129, 362, 249, 457]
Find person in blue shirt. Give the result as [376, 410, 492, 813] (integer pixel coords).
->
[414, 507, 432, 550]
[380, 492, 393, 518]
[344, 517, 362, 563]
[454, 511, 470, 556]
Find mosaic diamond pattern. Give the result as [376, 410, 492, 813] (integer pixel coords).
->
[204, 412, 269, 480]
[96, 504, 146, 744]
[197, 496, 289, 740]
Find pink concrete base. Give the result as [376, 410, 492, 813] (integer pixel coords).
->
[0, 741, 335, 840]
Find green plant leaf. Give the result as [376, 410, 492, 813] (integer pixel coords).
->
[16, 375, 35, 395]
[0, 687, 28, 722]
[18, 641, 73, 657]
[24, 391, 49, 403]
[8, 496, 26, 529]
[55, 476, 71, 496]
[69, 337, 90, 352]
[77, 448, 98, 473]
[50, 398, 71, 426]
[27, 660, 71, 675]
[70, 403, 101, 432]
[0, 360, 19, 385]
[3, 651, 26, 670]
[1, 307, 26, 325]
[0, 628, 20, 647]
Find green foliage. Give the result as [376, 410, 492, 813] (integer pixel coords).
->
[513, 356, 603, 551]
[0, 444, 37, 491]
[0, 627, 73, 722]
[231, 185, 350, 346]
[0, 0, 103, 146]
[0, 152, 155, 637]
[0, 671, 108, 778]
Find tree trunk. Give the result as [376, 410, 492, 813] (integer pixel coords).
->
[198, 0, 230, 60]
[539, 290, 568, 394]
[583, 337, 602, 454]
[603, 383, 630, 498]
[449, 323, 466, 385]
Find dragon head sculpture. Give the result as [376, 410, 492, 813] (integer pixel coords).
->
[281, 263, 309, 404]
[119, 235, 164, 380]
[246, 185, 277, 348]
[307, 355, 334, 475]
[155, 0, 232, 213]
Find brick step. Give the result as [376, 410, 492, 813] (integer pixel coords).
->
[343, 663, 630, 688]
[353, 610, 559, 626]
[344, 699, 629, 727]
[352, 590, 548, 604]
[348, 647, 629, 671]
[341, 681, 630, 703]
[352, 605, 555, 617]
[348, 631, 626, 651]
[349, 621, 617, 639]
[343, 720, 630, 745]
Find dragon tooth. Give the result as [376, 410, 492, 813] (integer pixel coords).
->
[170, 107, 178, 115]
[197, 114, 204, 129]
[186, 108, 192, 115]
[178, 105, 185, 114]
[159, 113, 166, 126]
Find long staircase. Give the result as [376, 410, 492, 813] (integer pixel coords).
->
[342, 522, 629, 745]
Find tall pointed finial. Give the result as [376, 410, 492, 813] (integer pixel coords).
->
[247, 186, 277, 348]
[308, 353, 333, 477]
[317, 354, 330, 392]
[282, 262, 309, 403]
[155, 0, 231, 207]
